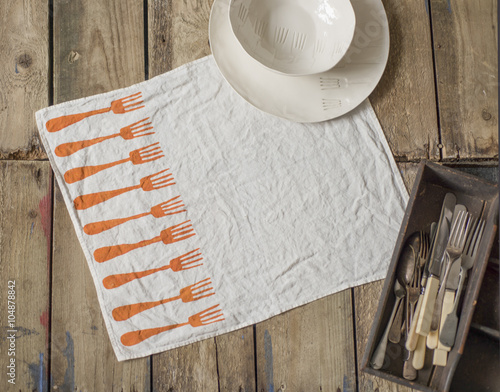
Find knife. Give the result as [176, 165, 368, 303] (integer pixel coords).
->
[430, 204, 467, 331]
[406, 221, 437, 351]
[437, 259, 462, 354]
[416, 192, 456, 336]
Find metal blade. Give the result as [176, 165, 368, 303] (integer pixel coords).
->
[428, 193, 456, 277]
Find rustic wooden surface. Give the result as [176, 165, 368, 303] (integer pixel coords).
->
[0, 0, 497, 391]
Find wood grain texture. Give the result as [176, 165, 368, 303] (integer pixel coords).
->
[148, 0, 214, 75]
[370, 0, 439, 161]
[51, 185, 150, 392]
[0, 1, 48, 159]
[51, 0, 149, 389]
[430, 0, 498, 160]
[0, 161, 51, 391]
[148, 1, 226, 390]
[354, 163, 418, 392]
[152, 340, 219, 391]
[216, 326, 256, 392]
[255, 291, 357, 392]
[53, 0, 145, 102]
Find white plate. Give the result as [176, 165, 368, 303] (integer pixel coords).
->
[228, 0, 356, 76]
[209, 0, 390, 123]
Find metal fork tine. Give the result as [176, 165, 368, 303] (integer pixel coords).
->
[470, 220, 485, 257]
[463, 217, 478, 254]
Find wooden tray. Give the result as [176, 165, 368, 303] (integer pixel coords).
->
[361, 160, 499, 392]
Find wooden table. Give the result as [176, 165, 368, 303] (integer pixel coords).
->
[0, 1, 497, 391]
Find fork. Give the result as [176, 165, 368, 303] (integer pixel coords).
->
[430, 211, 470, 331]
[83, 196, 186, 235]
[112, 278, 215, 321]
[120, 304, 224, 346]
[93, 220, 195, 263]
[102, 248, 203, 289]
[54, 118, 154, 157]
[73, 168, 174, 210]
[439, 219, 485, 348]
[406, 230, 430, 351]
[64, 142, 164, 184]
[46, 92, 145, 133]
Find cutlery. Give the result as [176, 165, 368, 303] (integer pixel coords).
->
[73, 169, 174, 210]
[83, 196, 186, 235]
[406, 229, 431, 351]
[370, 280, 406, 369]
[389, 235, 418, 343]
[120, 304, 224, 346]
[46, 92, 145, 133]
[430, 207, 470, 331]
[94, 220, 195, 263]
[440, 219, 485, 348]
[102, 248, 203, 289]
[416, 193, 456, 336]
[54, 118, 154, 157]
[112, 278, 215, 321]
[64, 142, 164, 184]
[403, 260, 419, 380]
[412, 333, 426, 370]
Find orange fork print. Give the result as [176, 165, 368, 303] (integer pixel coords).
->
[83, 196, 186, 235]
[46, 92, 145, 133]
[54, 118, 154, 157]
[73, 169, 174, 210]
[64, 142, 164, 184]
[112, 278, 215, 321]
[102, 249, 203, 289]
[93, 220, 195, 263]
[120, 304, 224, 346]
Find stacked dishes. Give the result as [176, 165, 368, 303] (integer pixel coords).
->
[209, 0, 390, 123]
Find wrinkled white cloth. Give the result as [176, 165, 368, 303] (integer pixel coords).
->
[36, 55, 408, 361]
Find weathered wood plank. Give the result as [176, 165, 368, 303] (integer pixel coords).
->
[51, 186, 151, 392]
[256, 291, 357, 392]
[152, 341, 219, 391]
[430, 0, 498, 160]
[354, 163, 418, 392]
[148, 1, 225, 391]
[216, 326, 256, 392]
[148, 0, 214, 75]
[51, 0, 149, 390]
[0, 1, 48, 159]
[370, 0, 440, 161]
[0, 161, 51, 391]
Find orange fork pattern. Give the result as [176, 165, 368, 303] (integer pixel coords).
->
[93, 220, 196, 263]
[112, 278, 215, 321]
[44, 92, 224, 348]
[102, 249, 203, 289]
[46, 92, 145, 133]
[55, 118, 154, 157]
[120, 304, 225, 346]
[64, 142, 165, 184]
[83, 196, 186, 235]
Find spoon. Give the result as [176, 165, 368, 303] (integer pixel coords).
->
[388, 234, 419, 343]
[371, 279, 406, 369]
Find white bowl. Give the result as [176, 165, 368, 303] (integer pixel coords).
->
[228, 0, 356, 76]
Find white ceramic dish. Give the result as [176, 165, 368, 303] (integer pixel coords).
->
[228, 0, 356, 76]
[209, 0, 390, 123]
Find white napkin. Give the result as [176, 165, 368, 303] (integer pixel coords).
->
[36, 55, 408, 361]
